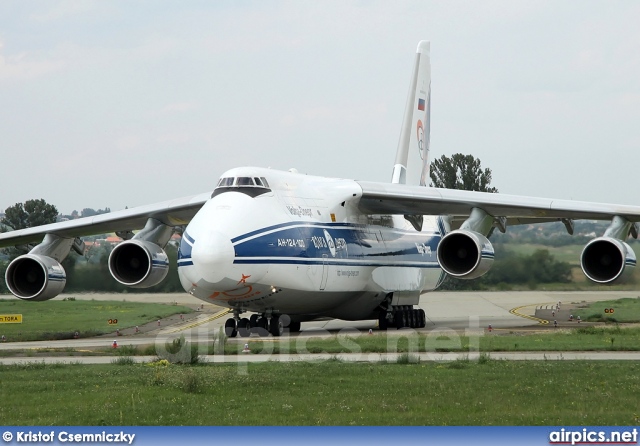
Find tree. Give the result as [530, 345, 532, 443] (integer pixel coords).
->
[80, 207, 111, 218]
[483, 249, 572, 286]
[430, 153, 498, 192]
[1, 199, 59, 263]
[431, 154, 498, 291]
[1, 199, 58, 231]
[0, 261, 8, 294]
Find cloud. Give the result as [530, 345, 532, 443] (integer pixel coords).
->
[0, 40, 66, 82]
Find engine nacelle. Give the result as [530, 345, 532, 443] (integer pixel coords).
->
[581, 237, 636, 284]
[5, 254, 66, 301]
[108, 240, 169, 288]
[436, 230, 494, 279]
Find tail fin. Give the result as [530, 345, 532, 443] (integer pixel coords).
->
[391, 41, 431, 186]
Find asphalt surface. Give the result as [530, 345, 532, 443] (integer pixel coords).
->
[2, 351, 640, 365]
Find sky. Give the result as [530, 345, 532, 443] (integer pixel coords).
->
[1, 0, 639, 214]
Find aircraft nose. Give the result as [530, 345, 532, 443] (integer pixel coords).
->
[191, 230, 235, 284]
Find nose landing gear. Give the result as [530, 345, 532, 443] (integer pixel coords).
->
[224, 312, 298, 337]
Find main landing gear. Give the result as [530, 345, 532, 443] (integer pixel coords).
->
[224, 313, 301, 337]
[378, 305, 426, 330]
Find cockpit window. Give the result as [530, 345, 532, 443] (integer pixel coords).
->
[236, 177, 254, 186]
[218, 177, 234, 187]
[260, 177, 270, 188]
[254, 177, 263, 187]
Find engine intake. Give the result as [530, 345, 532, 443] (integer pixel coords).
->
[436, 230, 494, 279]
[581, 237, 636, 284]
[108, 240, 169, 288]
[5, 254, 66, 301]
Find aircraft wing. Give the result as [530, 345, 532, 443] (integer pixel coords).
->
[356, 181, 640, 224]
[0, 192, 212, 248]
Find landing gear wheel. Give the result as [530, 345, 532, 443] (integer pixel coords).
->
[224, 318, 237, 338]
[378, 313, 388, 330]
[288, 321, 301, 333]
[269, 315, 284, 337]
[403, 310, 411, 328]
[256, 317, 269, 337]
[238, 318, 251, 337]
[394, 310, 405, 329]
[249, 314, 259, 334]
[419, 309, 426, 328]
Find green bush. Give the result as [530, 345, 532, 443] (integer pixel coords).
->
[111, 356, 135, 365]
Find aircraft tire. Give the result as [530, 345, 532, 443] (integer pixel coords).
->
[419, 309, 426, 328]
[412, 309, 422, 328]
[256, 317, 269, 337]
[378, 313, 388, 330]
[289, 321, 301, 333]
[238, 318, 251, 337]
[404, 310, 411, 328]
[269, 315, 284, 337]
[224, 318, 237, 338]
[249, 314, 259, 334]
[394, 310, 405, 329]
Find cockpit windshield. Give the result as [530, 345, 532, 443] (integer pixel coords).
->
[213, 176, 272, 198]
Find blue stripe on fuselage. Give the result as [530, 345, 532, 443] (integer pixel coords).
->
[179, 231, 193, 261]
[232, 223, 441, 267]
[179, 222, 445, 269]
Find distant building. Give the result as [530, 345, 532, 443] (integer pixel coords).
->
[168, 233, 182, 247]
[83, 241, 97, 253]
[105, 236, 123, 245]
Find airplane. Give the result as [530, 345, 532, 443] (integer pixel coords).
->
[1, 41, 639, 337]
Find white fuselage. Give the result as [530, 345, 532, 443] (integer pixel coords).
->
[177, 167, 446, 321]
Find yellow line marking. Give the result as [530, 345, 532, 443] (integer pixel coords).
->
[509, 304, 549, 325]
[166, 309, 231, 334]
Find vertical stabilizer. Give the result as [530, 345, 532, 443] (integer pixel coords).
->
[391, 41, 431, 186]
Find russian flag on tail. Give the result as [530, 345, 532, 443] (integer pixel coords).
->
[417, 98, 425, 111]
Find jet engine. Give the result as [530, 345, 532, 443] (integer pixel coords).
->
[5, 254, 66, 301]
[580, 237, 636, 284]
[436, 229, 494, 279]
[108, 240, 169, 288]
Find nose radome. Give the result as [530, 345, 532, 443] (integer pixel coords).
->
[191, 230, 235, 284]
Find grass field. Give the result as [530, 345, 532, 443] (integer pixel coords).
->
[0, 299, 192, 341]
[573, 297, 640, 323]
[1, 360, 639, 425]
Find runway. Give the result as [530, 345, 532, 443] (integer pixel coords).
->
[0, 290, 636, 363]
